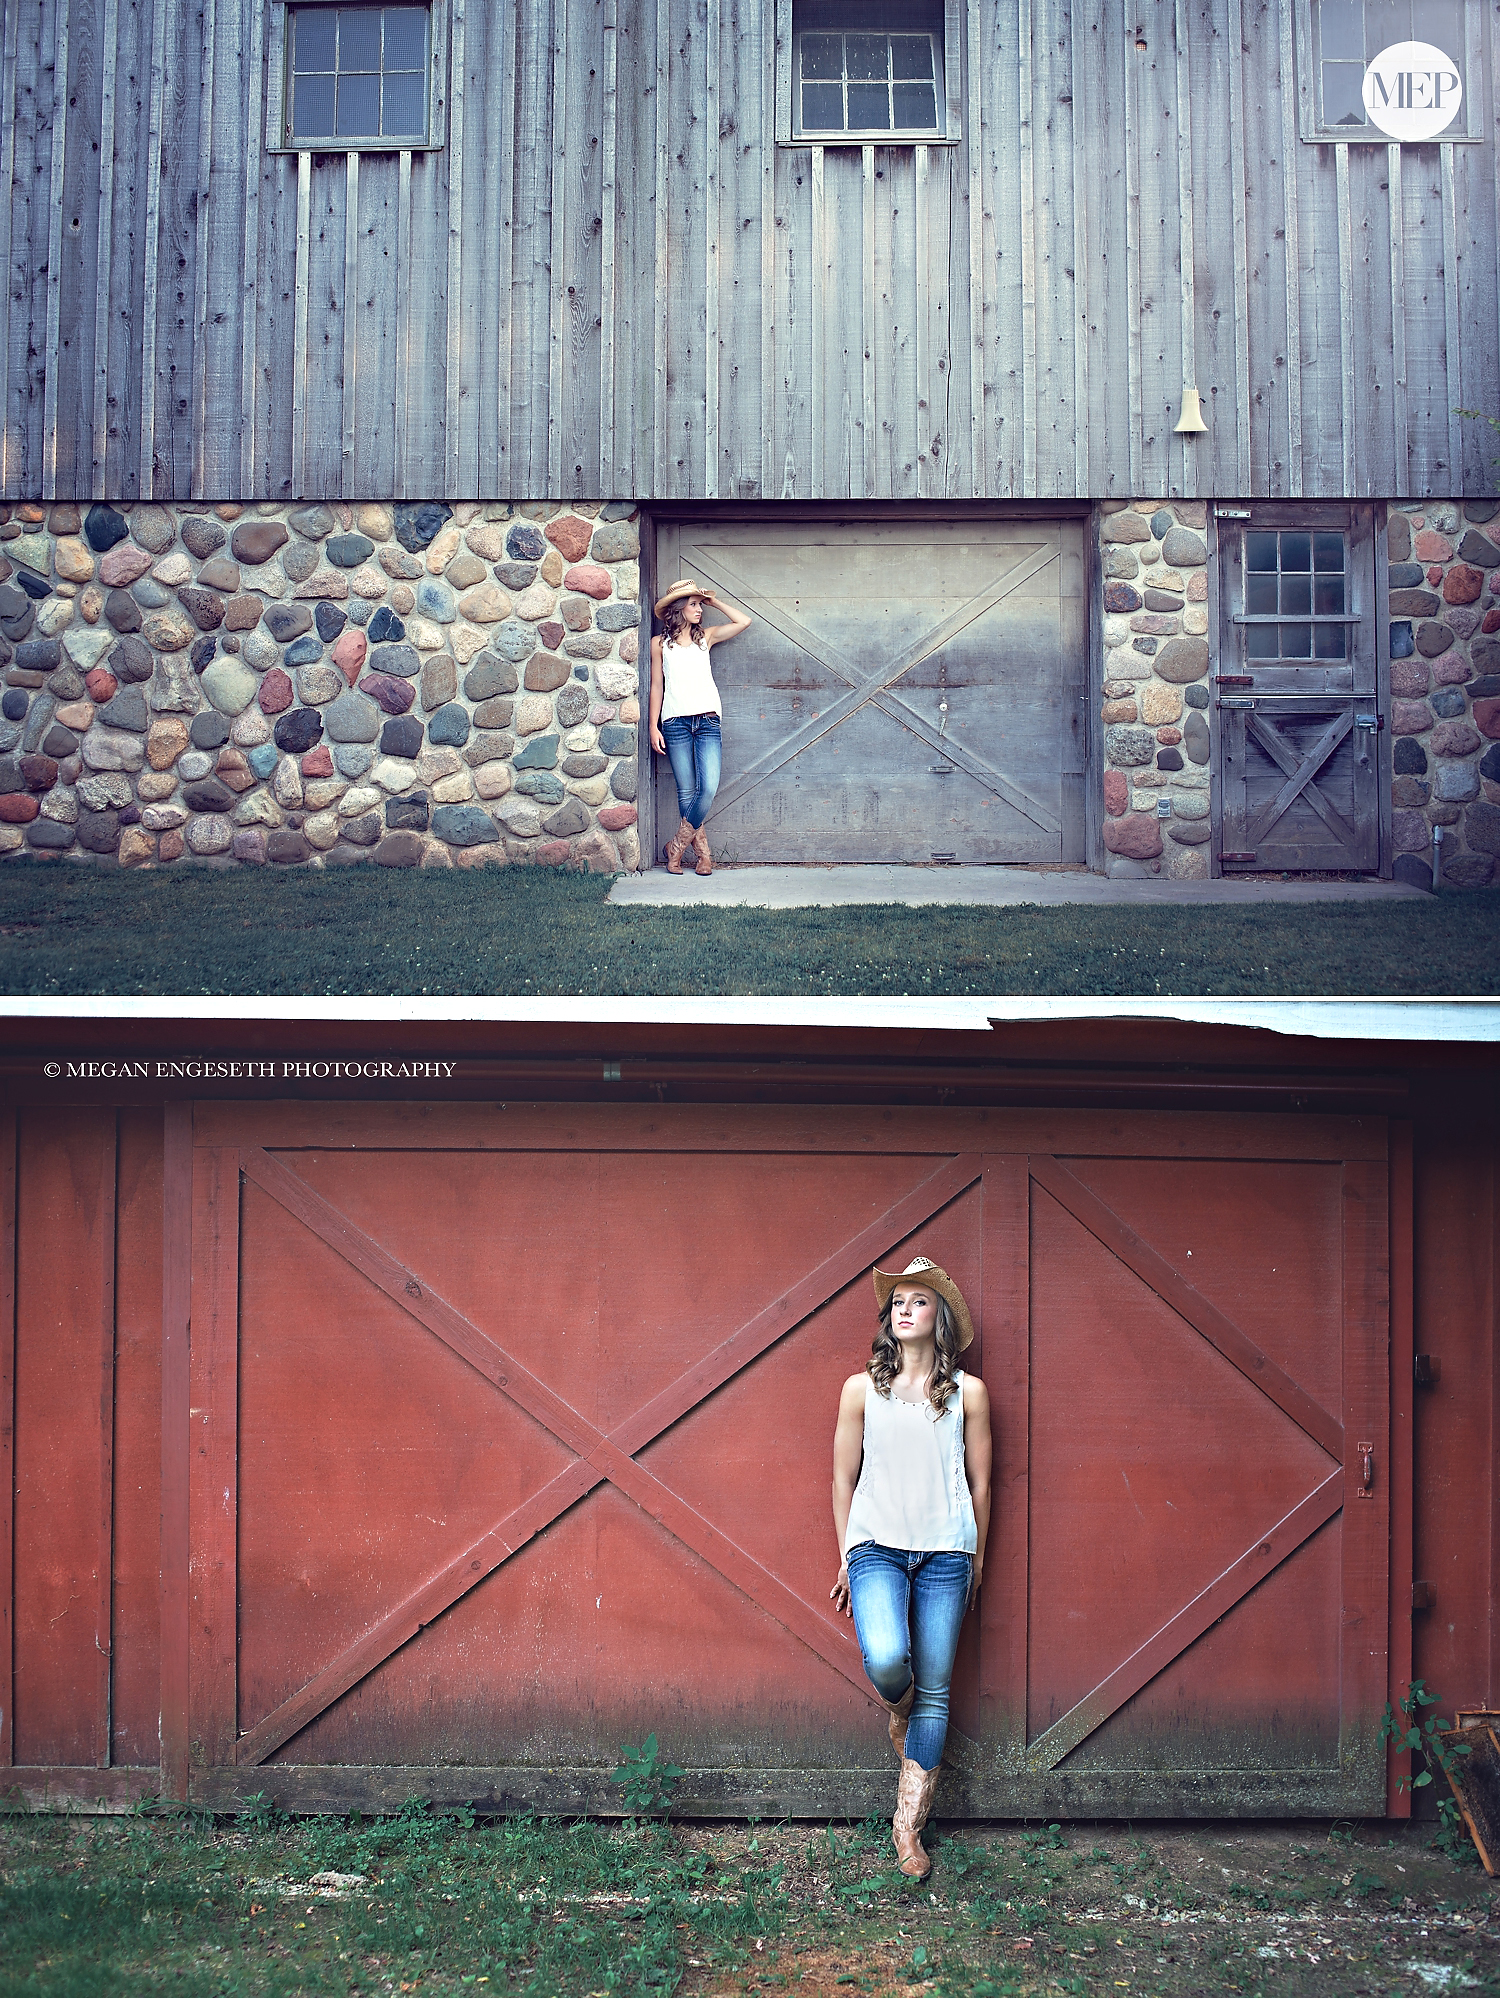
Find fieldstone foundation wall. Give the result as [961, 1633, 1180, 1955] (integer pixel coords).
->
[0, 500, 644, 871]
[1385, 500, 1500, 891]
[1098, 499, 1212, 880]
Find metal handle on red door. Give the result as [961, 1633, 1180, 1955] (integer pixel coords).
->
[1356, 1441, 1374, 1496]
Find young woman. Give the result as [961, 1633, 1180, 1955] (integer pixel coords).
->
[648, 579, 752, 876]
[830, 1256, 992, 1881]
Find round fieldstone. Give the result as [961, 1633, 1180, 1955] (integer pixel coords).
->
[284, 633, 324, 670]
[177, 752, 214, 783]
[1149, 509, 1173, 540]
[1103, 811, 1163, 859]
[1391, 589, 1441, 618]
[325, 689, 381, 743]
[295, 663, 344, 705]
[83, 504, 129, 553]
[326, 533, 375, 569]
[78, 771, 132, 809]
[596, 603, 639, 633]
[464, 654, 519, 701]
[416, 577, 455, 623]
[16, 637, 60, 674]
[428, 703, 471, 747]
[1430, 720, 1480, 758]
[525, 652, 571, 692]
[247, 743, 279, 781]
[515, 770, 564, 802]
[1433, 763, 1479, 804]
[27, 817, 75, 848]
[610, 759, 638, 801]
[201, 657, 258, 715]
[181, 515, 227, 559]
[386, 793, 430, 831]
[190, 635, 217, 673]
[562, 751, 607, 778]
[315, 602, 347, 642]
[1104, 581, 1142, 613]
[1103, 511, 1150, 544]
[369, 830, 422, 866]
[554, 682, 590, 727]
[1104, 724, 1155, 766]
[288, 503, 335, 542]
[488, 618, 537, 664]
[231, 520, 289, 565]
[590, 521, 640, 563]
[1392, 853, 1433, 890]
[334, 746, 374, 780]
[361, 672, 416, 715]
[341, 812, 382, 846]
[1430, 686, 1467, 720]
[1183, 710, 1210, 764]
[394, 502, 452, 553]
[1156, 747, 1183, 771]
[1443, 852, 1495, 888]
[104, 589, 143, 633]
[177, 585, 225, 632]
[1393, 736, 1427, 775]
[513, 732, 559, 770]
[273, 707, 324, 753]
[506, 524, 546, 563]
[541, 796, 588, 837]
[42, 724, 77, 758]
[265, 603, 312, 643]
[367, 641, 420, 678]
[1152, 636, 1209, 684]
[260, 828, 306, 864]
[380, 715, 423, 758]
[281, 541, 319, 584]
[1458, 530, 1500, 567]
[1463, 800, 1500, 855]
[494, 562, 537, 591]
[1, 689, 26, 722]
[99, 688, 148, 733]
[182, 775, 236, 813]
[368, 606, 406, 643]
[1388, 563, 1424, 591]
[431, 802, 499, 846]
[77, 807, 121, 852]
[1389, 621, 1414, 659]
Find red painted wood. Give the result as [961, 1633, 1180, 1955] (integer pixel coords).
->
[1340, 1158, 1392, 1770]
[159, 1104, 192, 1798]
[93, 1117, 117, 1770]
[113, 1109, 163, 1770]
[0, 1105, 14, 1770]
[1387, 1122, 1414, 1815]
[979, 1156, 1028, 1773]
[188, 1146, 239, 1772]
[12, 1111, 115, 1768]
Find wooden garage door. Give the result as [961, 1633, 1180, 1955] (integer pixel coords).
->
[652, 520, 1086, 865]
[185, 1103, 1389, 1819]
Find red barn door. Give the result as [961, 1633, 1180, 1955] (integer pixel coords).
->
[184, 1103, 1389, 1818]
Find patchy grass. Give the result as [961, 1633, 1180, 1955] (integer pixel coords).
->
[0, 1806, 1493, 1998]
[0, 860, 1496, 997]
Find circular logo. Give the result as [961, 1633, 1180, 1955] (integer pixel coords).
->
[1363, 41, 1463, 139]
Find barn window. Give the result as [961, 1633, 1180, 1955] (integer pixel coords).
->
[778, 0, 961, 145]
[1300, 0, 1482, 140]
[282, 3, 433, 149]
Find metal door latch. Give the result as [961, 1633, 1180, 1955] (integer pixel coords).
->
[1355, 712, 1383, 732]
[1356, 1441, 1375, 1495]
[1218, 696, 1257, 710]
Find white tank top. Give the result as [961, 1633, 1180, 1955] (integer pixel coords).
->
[844, 1372, 977, 1557]
[659, 636, 722, 721]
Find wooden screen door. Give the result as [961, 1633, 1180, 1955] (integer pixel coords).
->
[1216, 503, 1382, 873]
[184, 1102, 1390, 1818]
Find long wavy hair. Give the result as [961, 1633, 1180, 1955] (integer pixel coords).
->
[661, 596, 709, 648]
[868, 1293, 963, 1415]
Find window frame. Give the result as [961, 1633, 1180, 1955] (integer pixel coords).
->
[266, 0, 449, 156]
[775, 0, 963, 147]
[1294, 0, 1485, 142]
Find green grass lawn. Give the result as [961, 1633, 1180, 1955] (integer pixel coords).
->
[0, 861, 1495, 997]
[0, 1800, 1489, 1998]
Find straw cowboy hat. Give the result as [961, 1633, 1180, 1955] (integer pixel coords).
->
[654, 577, 709, 617]
[871, 1256, 974, 1351]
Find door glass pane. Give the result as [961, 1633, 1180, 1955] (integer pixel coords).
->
[1280, 573, 1312, 616]
[1319, 0, 1365, 57]
[1246, 574, 1278, 615]
[1314, 575, 1346, 615]
[1281, 533, 1311, 571]
[338, 7, 382, 68]
[1245, 532, 1278, 571]
[802, 79, 844, 128]
[1281, 624, 1313, 657]
[382, 68, 425, 135]
[848, 80, 890, 127]
[891, 34, 934, 78]
[802, 33, 843, 79]
[1313, 531, 1345, 571]
[293, 7, 337, 68]
[292, 70, 336, 138]
[893, 81, 937, 127]
[337, 71, 380, 134]
[1322, 60, 1368, 123]
[1314, 623, 1349, 659]
[846, 34, 888, 79]
[1247, 624, 1279, 658]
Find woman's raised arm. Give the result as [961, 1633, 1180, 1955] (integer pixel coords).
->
[701, 590, 752, 643]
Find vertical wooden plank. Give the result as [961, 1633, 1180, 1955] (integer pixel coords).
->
[810, 144, 825, 498]
[546, 0, 566, 497]
[237, 0, 264, 495]
[652, 0, 668, 502]
[1276, 0, 1302, 496]
[445, 0, 464, 497]
[94, 1117, 117, 1768]
[188, 0, 214, 499]
[0, 1104, 14, 1770]
[188, 1143, 239, 1788]
[1373, 501, 1392, 876]
[777, 146, 807, 498]
[774, 0, 791, 144]
[0, 0, 19, 495]
[41, 0, 69, 500]
[112, 1109, 162, 1772]
[1387, 146, 1408, 499]
[703, 0, 719, 498]
[759, 0, 776, 500]
[1439, 143, 1462, 490]
[1340, 1150, 1391, 1794]
[1121, 0, 1142, 495]
[1335, 146, 1355, 496]
[493, 0, 517, 496]
[860, 145, 875, 501]
[159, 1103, 191, 1802]
[600, 1, 618, 494]
[1173, 0, 1195, 500]
[291, 149, 310, 496]
[395, 149, 411, 495]
[1070, 8, 1089, 496]
[137, 0, 168, 496]
[342, 152, 359, 495]
[967, 0, 987, 497]
[1225, 0, 1251, 492]
[979, 1155, 1028, 1771]
[1018, 0, 1036, 497]
[1385, 1118, 1414, 1816]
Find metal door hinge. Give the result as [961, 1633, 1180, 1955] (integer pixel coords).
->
[1356, 1440, 1375, 1495]
[1220, 850, 1257, 863]
[1217, 505, 1253, 519]
[1412, 1581, 1435, 1611]
[1414, 1353, 1441, 1386]
[1216, 674, 1255, 686]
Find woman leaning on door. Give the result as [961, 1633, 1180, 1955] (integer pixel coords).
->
[830, 1256, 992, 1880]
[648, 579, 752, 876]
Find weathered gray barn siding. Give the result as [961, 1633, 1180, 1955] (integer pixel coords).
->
[2, 0, 1497, 502]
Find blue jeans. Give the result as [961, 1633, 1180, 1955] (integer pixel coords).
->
[845, 1542, 972, 1772]
[662, 712, 722, 828]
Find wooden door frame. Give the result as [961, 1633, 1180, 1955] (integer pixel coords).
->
[153, 1099, 1406, 1820]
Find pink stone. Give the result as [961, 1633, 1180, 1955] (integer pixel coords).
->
[301, 745, 334, 777]
[1392, 699, 1432, 736]
[1102, 811, 1163, 859]
[1156, 727, 1182, 745]
[1391, 810, 1429, 852]
[562, 563, 611, 601]
[589, 703, 618, 725]
[159, 829, 184, 862]
[0, 794, 39, 822]
[1443, 564, 1484, 606]
[98, 541, 153, 586]
[620, 632, 638, 664]
[545, 516, 593, 564]
[1129, 611, 1182, 636]
[1426, 565, 1444, 586]
[1103, 769, 1129, 817]
[1472, 698, 1500, 740]
[597, 803, 638, 831]
[1430, 650, 1473, 686]
[1414, 530, 1453, 561]
[1430, 720, 1481, 757]
[1390, 658, 1429, 698]
[258, 667, 294, 714]
[85, 668, 118, 703]
[1485, 608, 1500, 634]
[332, 627, 367, 684]
[535, 839, 573, 865]
[360, 672, 415, 715]
[294, 572, 350, 600]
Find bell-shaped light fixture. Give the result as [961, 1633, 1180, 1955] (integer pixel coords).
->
[1174, 386, 1209, 435]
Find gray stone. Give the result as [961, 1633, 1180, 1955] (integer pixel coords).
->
[473, 696, 514, 729]
[273, 707, 325, 753]
[432, 802, 500, 846]
[1165, 819, 1211, 845]
[81, 727, 145, 772]
[428, 703, 471, 747]
[325, 690, 381, 742]
[1430, 686, 1468, 720]
[47, 663, 87, 702]
[1433, 762, 1479, 804]
[1104, 725, 1156, 766]
[598, 722, 637, 757]
[295, 663, 346, 705]
[493, 797, 542, 837]
[77, 771, 133, 810]
[1183, 684, 1209, 709]
[1392, 852, 1433, 890]
[385, 793, 429, 832]
[181, 515, 228, 559]
[416, 577, 455, 622]
[178, 750, 214, 781]
[564, 632, 614, 661]
[288, 503, 335, 542]
[490, 618, 538, 664]
[189, 712, 230, 752]
[595, 662, 639, 701]
[380, 715, 424, 759]
[1143, 588, 1183, 614]
[1416, 622, 1454, 657]
[22, 695, 57, 754]
[465, 653, 520, 701]
[98, 688, 148, 732]
[589, 521, 640, 562]
[562, 752, 607, 778]
[595, 602, 640, 633]
[1458, 530, 1500, 568]
[84, 503, 130, 552]
[555, 682, 590, 727]
[464, 729, 515, 766]
[1442, 851, 1495, 888]
[185, 812, 234, 855]
[284, 633, 324, 668]
[132, 578, 171, 609]
[333, 743, 375, 779]
[183, 776, 236, 813]
[1386, 514, 1412, 562]
[130, 504, 176, 554]
[1160, 526, 1207, 567]
[367, 642, 421, 679]
[1393, 736, 1428, 775]
[1183, 711, 1210, 764]
[326, 532, 375, 568]
[514, 732, 559, 770]
[113, 634, 155, 684]
[515, 771, 565, 802]
[264, 603, 312, 643]
[393, 501, 452, 553]
[1463, 801, 1500, 856]
[600, 501, 637, 522]
[1149, 509, 1174, 540]
[77, 808, 122, 852]
[493, 563, 537, 590]
[201, 657, 258, 715]
[15, 637, 61, 674]
[1388, 563, 1425, 590]
[26, 818, 75, 849]
[1153, 636, 1210, 684]
[542, 796, 589, 837]
[506, 524, 546, 563]
[266, 828, 311, 864]
[610, 760, 638, 801]
[281, 541, 320, 584]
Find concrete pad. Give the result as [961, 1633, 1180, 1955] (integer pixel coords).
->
[608, 864, 1429, 910]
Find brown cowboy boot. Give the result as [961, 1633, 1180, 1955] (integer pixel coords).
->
[882, 1681, 916, 1759]
[663, 818, 694, 874]
[690, 824, 713, 875]
[892, 1757, 941, 1879]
